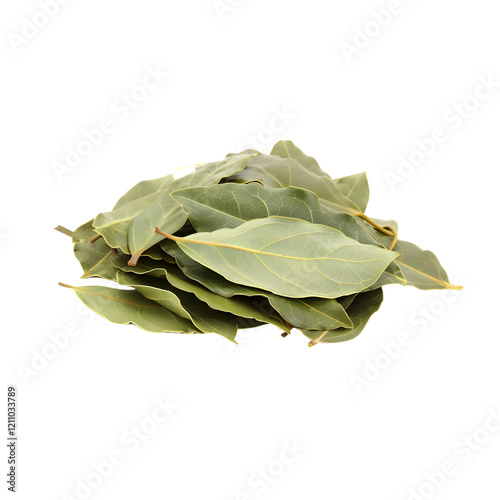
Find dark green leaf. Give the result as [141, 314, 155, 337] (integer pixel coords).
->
[116, 271, 239, 342]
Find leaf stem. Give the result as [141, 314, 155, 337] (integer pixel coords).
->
[353, 212, 398, 251]
[54, 226, 74, 238]
[308, 330, 328, 347]
[154, 227, 177, 240]
[386, 227, 398, 251]
[88, 234, 102, 244]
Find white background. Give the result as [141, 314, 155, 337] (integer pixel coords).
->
[1, 1, 500, 499]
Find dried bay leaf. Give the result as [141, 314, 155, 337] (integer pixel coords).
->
[157, 216, 398, 299]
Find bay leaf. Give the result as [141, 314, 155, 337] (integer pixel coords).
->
[141, 244, 175, 262]
[116, 271, 239, 342]
[93, 174, 175, 253]
[112, 253, 174, 278]
[158, 216, 398, 299]
[72, 220, 118, 281]
[333, 172, 370, 213]
[159, 264, 292, 333]
[129, 244, 354, 332]
[301, 288, 384, 345]
[226, 153, 364, 213]
[112, 253, 291, 333]
[58, 283, 198, 334]
[171, 183, 405, 288]
[112, 174, 175, 210]
[270, 140, 331, 178]
[126, 153, 257, 265]
[364, 220, 461, 291]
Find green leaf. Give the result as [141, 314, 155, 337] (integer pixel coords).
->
[365, 222, 461, 291]
[126, 153, 257, 265]
[127, 245, 353, 332]
[112, 174, 175, 210]
[159, 216, 398, 299]
[93, 174, 175, 253]
[333, 172, 370, 212]
[141, 244, 175, 262]
[127, 198, 187, 264]
[72, 220, 118, 281]
[111, 254, 291, 333]
[270, 140, 331, 178]
[171, 183, 405, 288]
[270, 295, 352, 330]
[111, 253, 173, 278]
[393, 240, 461, 291]
[158, 265, 292, 333]
[116, 270, 191, 320]
[301, 289, 384, 345]
[116, 271, 239, 342]
[226, 153, 364, 213]
[59, 283, 198, 334]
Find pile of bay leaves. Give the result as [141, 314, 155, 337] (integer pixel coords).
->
[57, 141, 460, 346]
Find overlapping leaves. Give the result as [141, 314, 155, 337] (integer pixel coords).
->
[57, 141, 461, 346]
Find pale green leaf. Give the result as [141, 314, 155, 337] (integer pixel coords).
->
[270, 140, 331, 178]
[333, 172, 370, 212]
[72, 220, 118, 281]
[171, 183, 405, 287]
[160, 217, 398, 299]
